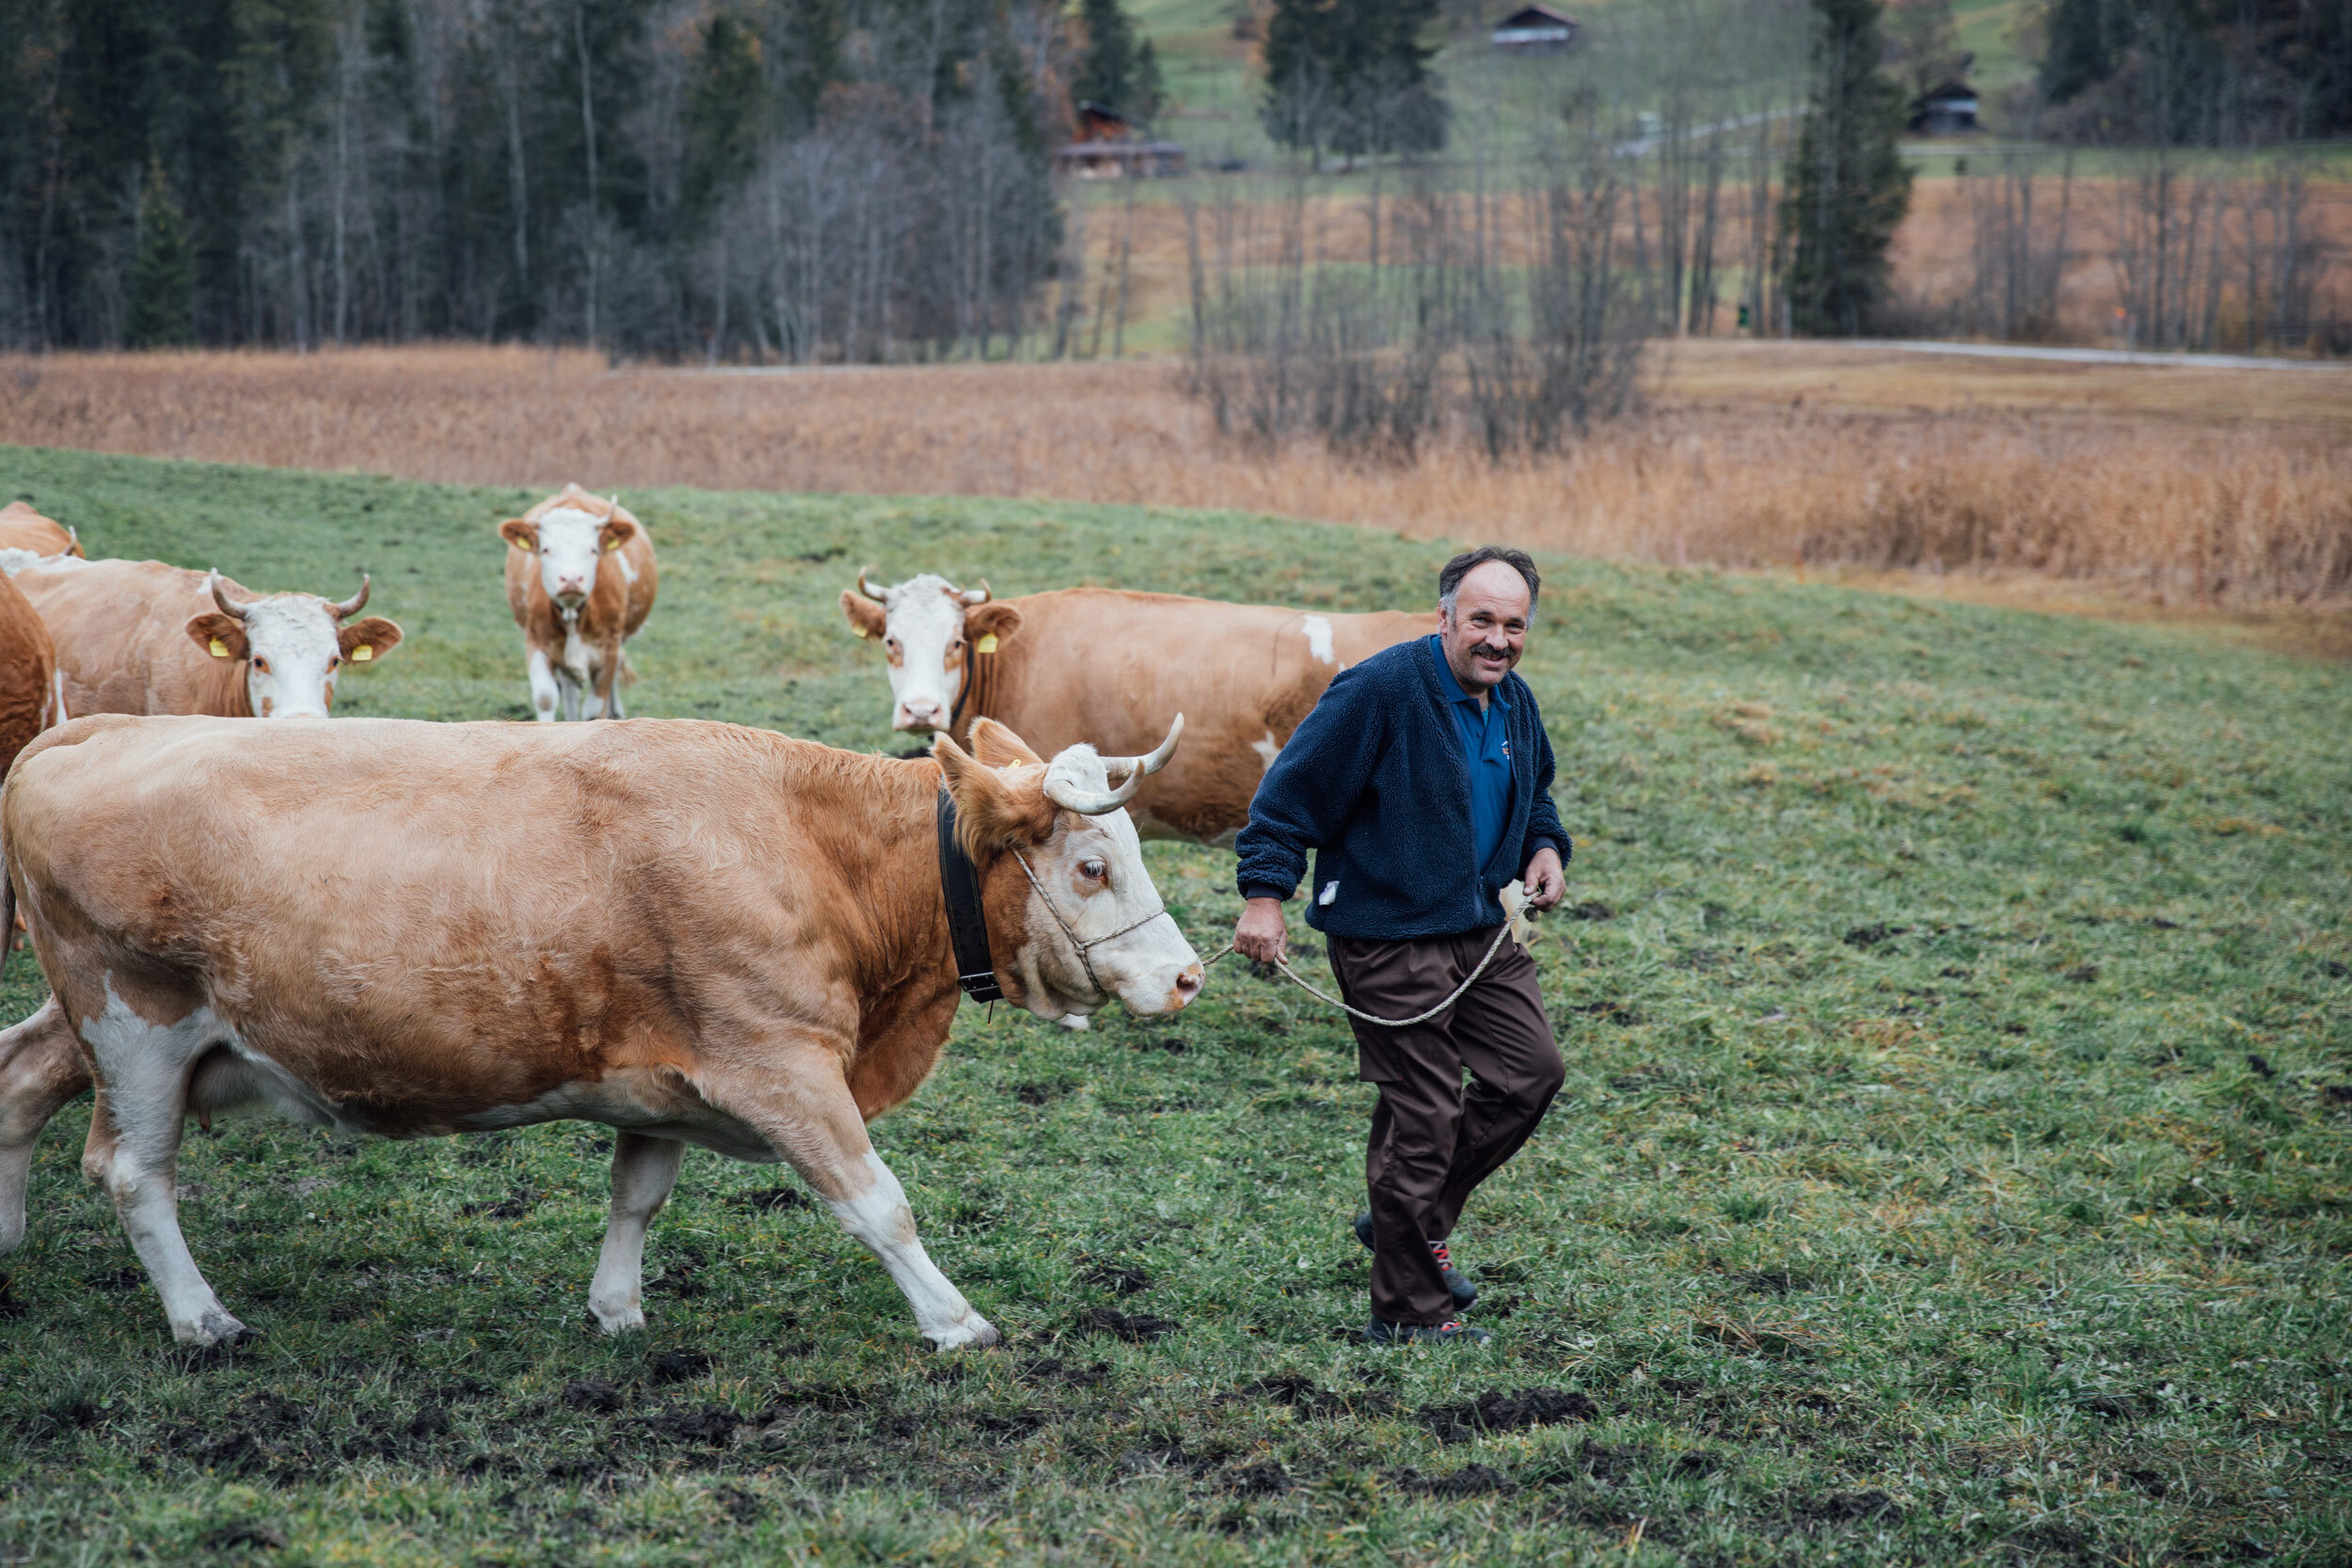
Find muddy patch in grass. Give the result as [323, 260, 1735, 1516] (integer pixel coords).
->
[561, 1378, 622, 1413]
[1420, 1387, 1598, 1443]
[1227, 1373, 1396, 1420]
[649, 1347, 713, 1384]
[1785, 1489, 1900, 1529]
[629, 1406, 741, 1446]
[1081, 1261, 1152, 1295]
[1081, 1307, 1177, 1341]
[1227, 1461, 1293, 1497]
[1022, 1356, 1112, 1388]
[1391, 1462, 1515, 1497]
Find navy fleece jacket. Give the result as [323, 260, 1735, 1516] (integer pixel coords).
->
[1234, 636, 1570, 939]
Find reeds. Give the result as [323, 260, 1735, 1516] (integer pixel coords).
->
[0, 344, 2344, 608]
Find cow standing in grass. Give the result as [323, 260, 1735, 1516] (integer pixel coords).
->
[840, 572, 1433, 845]
[6, 558, 401, 720]
[0, 571, 61, 778]
[501, 485, 658, 721]
[0, 502, 84, 559]
[0, 712, 1199, 1350]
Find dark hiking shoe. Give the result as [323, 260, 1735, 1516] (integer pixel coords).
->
[1353, 1212, 1477, 1308]
[1364, 1316, 1492, 1347]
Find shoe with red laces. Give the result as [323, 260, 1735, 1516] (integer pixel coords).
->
[1353, 1211, 1477, 1308]
[1364, 1315, 1492, 1346]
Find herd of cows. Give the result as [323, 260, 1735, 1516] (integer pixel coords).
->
[0, 485, 1440, 1351]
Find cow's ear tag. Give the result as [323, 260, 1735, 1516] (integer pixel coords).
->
[604, 537, 620, 551]
[353, 644, 373, 661]
[853, 625, 870, 640]
[208, 638, 230, 658]
[976, 634, 998, 655]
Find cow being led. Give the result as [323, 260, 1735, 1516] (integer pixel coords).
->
[0, 711, 1200, 1351]
[6, 558, 401, 720]
[501, 484, 658, 721]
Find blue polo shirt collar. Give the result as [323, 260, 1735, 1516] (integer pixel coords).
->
[1429, 637, 1511, 710]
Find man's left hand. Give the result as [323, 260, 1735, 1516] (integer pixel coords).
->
[1521, 847, 1565, 911]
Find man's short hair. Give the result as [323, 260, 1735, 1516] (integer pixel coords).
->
[1438, 546, 1540, 615]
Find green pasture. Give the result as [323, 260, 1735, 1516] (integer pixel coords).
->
[0, 444, 2347, 1565]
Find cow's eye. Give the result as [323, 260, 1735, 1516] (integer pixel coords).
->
[948, 638, 965, 656]
[327, 655, 342, 671]
[885, 637, 901, 655]
[252, 657, 272, 675]
[1079, 859, 1108, 883]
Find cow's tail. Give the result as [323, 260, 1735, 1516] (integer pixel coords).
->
[1, 845, 16, 958]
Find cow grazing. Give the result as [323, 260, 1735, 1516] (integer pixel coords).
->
[5, 558, 402, 720]
[841, 572, 1434, 844]
[501, 484, 658, 721]
[0, 502, 83, 559]
[0, 711, 1200, 1350]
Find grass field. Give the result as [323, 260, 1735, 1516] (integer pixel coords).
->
[1, 444, 2348, 1565]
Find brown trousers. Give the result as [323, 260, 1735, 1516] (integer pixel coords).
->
[1327, 927, 1565, 1325]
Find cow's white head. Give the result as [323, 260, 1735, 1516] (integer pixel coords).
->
[841, 570, 1025, 733]
[501, 503, 637, 611]
[185, 573, 404, 719]
[937, 716, 1203, 1020]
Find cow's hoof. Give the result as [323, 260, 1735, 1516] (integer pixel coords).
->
[924, 1316, 1001, 1353]
[588, 1299, 647, 1335]
[176, 1307, 253, 1347]
[1057, 1015, 1089, 1033]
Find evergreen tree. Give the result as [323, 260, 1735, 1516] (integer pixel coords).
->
[2039, 0, 2114, 103]
[1780, 0, 1912, 335]
[125, 159, 196, 348]
[685, 11, 769, 229]
[1261, 0, 1446, 160]
[1073, 0, 1163, 119]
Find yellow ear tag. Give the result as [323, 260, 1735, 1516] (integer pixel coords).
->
[853, 625, 870, 640]
[208, 638, 230, 658]
[604, 536, 621, 551]
[352, 644, 373, 661]
[976, 634, 998, 655]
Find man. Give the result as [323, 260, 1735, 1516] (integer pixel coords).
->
[1233, 546, 1569, 1346]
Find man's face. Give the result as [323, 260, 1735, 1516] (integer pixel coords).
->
[1438, 560, 1532, 694]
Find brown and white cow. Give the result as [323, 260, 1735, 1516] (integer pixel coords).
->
[0, 571, 62, 779]
[0, 711, 1200, 1350]
[5, 558, 402, 720]
[501, 484, 658, 721]
[842, 572, 1434, 844]
[0, 502, 84, 559]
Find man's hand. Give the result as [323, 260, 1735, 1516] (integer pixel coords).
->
[1521, 847, 1566, 911]
[1234, 896, 1289, 966]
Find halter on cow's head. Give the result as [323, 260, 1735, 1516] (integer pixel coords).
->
[500, 491, 639, 613]
[933, 715, 1202, 1020]
[185, 573, 404, 719]
[841, 569, 1025, 733]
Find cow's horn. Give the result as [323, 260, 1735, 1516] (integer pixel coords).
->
[1045, 715, 1184, 816]
[209, 573, 251, 620]
[329, 573, 371, 618]
[855, 566, 883, 600]
[958, 579, 992, 606]
[1098, 713, 1185, 782]
[1044, 766, 1144, 816]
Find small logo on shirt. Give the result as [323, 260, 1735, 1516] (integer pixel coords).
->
[1501, 739, 1511, 759]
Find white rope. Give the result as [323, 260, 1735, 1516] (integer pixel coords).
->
[1199, 919, 1518, 1028]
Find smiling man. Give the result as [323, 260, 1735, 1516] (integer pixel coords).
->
[1232, 546, 1569, 1346]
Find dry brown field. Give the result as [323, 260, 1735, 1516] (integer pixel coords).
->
[0, 341, 2345, 638]
[1070, 173, 2352, 351]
